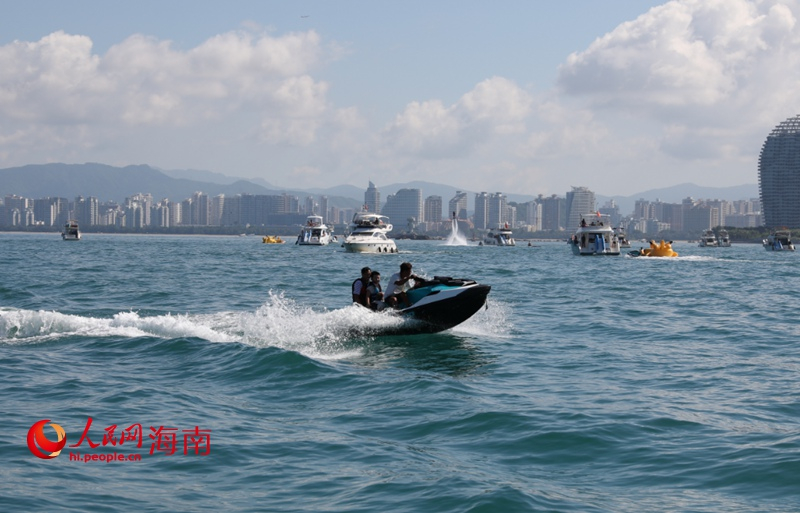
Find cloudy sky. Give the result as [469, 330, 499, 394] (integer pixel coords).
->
[1, 0, 798, 196]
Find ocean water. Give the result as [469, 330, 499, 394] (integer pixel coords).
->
[2, 232, 799, 512]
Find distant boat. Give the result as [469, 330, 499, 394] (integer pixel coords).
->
[568, 213, 620, 256]
[342, 211, 397, 253]
[614, 225, 631, 248]
[296, 215, 334, 246]
[718, 229, 732, 247]
[763, 230, 795, 251]
[482, 223, 515, 246]
[61, 220, 81, 241]
[698, 229, 718, 247]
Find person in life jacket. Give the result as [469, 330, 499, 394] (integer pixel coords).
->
[352, 266, 372, 307]
[366, 271, 385, 310]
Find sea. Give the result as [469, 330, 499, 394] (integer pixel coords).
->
[1, 232, 799, 512]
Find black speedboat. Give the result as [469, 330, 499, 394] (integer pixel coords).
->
[388, 276, 491, 334]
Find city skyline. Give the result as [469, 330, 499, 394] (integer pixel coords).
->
[2, 1, 798, 197]
[2, 178, 763, 236]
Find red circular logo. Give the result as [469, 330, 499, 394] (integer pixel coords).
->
[27, 419, 67, 459]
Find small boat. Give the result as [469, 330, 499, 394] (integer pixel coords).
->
[376, 276, 491, 335]
[698, 229, 718, 247]
[629, 240, 678, 257]
[296, 215, 334, 246]
[262, 235, 285, 244]
[568, 213, 621, 255]
[718, 229, 732, 247]
[614, 225, 631, 248]
[342, 211, 397, 253]
[61, 220, 81, 241]
[482, 223, 515, 246]
[763, 230, 795, 251]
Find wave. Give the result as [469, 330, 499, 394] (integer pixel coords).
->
[0, 291, 509, 359]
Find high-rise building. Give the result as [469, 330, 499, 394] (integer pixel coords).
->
[565, 186, 595, 229]
[449, 191, 468, 220]
[305, 196, 316, 215]
[474, 192, 489, 229]
[684, 204, 718, 234]
[74, 196, 99, 226]
[539, 194, 566, 231]
[191, 192, 209, 226]
[486, 193, 507, 228]
[128, 193, 153, 226]
[319, 196, 329, 223]
[759, 114, 800, 227]
[424, 195, 442, 223]
[211, 195, 225, 226]
[365, 181, 380, 213]
[382, 188, 422, 228]
[521, 201, 542, 230]
[33, 197, 68, 227]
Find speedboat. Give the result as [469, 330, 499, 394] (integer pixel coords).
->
[718, 229, 731, 247]
[61, 220, 81, 241]
[482, 223, 515, 246]
[262, 235, 285, 244]
[568, 213, 620, 255]
[342, 211, 397, 253]
[379, 276, 491, 334]
[698, 229, 718, 247]
[763, 230, 795, 251]
[297, 215, 334, 245]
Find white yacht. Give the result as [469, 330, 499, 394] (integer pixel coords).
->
[698, 229, 718, 247]
[614, 225, 631, 248]
[482, 224, 515, 246]
[342, 211, 397, 253]
[61, 220, 81, 241]
[296, 215, 334, 245]
[763, 230, 795, 251]
[568, 213, 620, 256]
[717, 229, 731, 247]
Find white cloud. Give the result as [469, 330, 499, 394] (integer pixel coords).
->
[381, 77, 532, 159]
[5, 2, 800, 196]
[558, 0, 800, 116]
[0, 29, 331, 142]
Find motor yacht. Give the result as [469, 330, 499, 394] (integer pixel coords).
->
[342, 211, 397, 253]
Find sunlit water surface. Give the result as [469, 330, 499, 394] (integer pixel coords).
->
[2, 233, 799, 512]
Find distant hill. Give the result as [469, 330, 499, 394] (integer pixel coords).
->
[0, 163, 360, 209]
[158, 167, 275, 188]
[0, 163, 758, 217]
[597, 183, 759, 216]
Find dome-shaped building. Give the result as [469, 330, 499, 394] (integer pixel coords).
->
[759, 115, 800, 228]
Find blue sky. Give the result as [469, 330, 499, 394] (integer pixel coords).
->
[1, 0, 797, 197]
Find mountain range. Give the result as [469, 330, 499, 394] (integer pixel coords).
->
[0, 163, 759, 216]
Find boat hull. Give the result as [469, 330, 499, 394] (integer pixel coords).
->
[342, 241, 397, 253]
[382, 281, 490, 334]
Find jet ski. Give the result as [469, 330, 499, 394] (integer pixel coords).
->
[384, 276, 491, 334]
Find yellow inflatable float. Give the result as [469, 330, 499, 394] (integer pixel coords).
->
[262, 235, 285, 244]
[631, 240, 678, 257]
